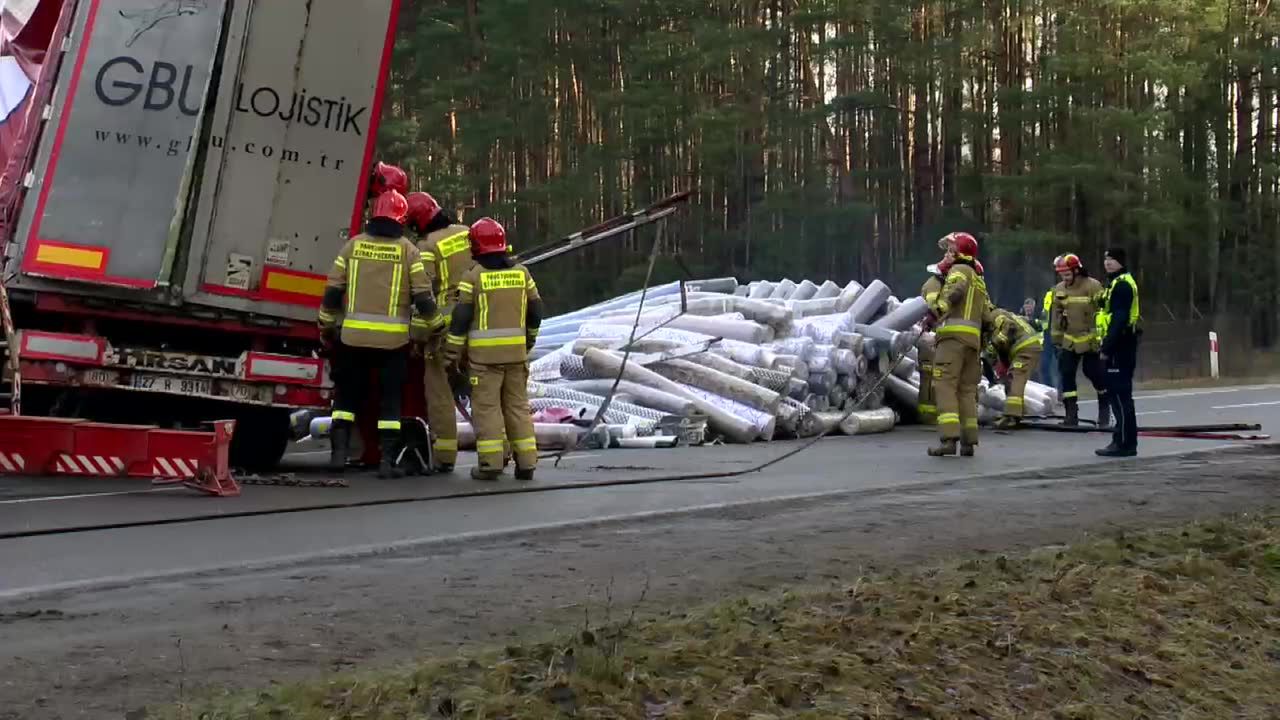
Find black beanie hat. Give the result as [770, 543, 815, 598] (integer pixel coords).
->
[1105, 247, 1127, 267]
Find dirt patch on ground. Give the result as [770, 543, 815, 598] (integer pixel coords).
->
[1, 447, 1278, 719]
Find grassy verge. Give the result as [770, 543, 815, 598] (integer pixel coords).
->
[173, 515, 1280, 719]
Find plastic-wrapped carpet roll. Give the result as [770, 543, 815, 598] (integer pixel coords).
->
[813, 280, 842, 299]
[845, 279, 892, 325]
[558, 379, 698, 416]
[838, 407, 897, 435]
[582, 348, 757, 443]
[769, 336, 815, 358]
[884, 373, 920, 408]
[769, 278, 798, 299]
[833, 330, 864, 355]
[871, 295, 930, 331]
[832, 349, 859, 375]
[559, 352, 594, 380]
[891, 354, 918, 381]
[528, 382, 669, 423]
[836, 281, 865, 312]
[748, 280, 776, 299]
[678, 384, 778, 441]
[852, 323, 914, 356]
[791, 279, 819, 301]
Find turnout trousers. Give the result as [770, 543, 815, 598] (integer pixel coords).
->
[1105, 342, 1139, 451]
[332, 345, 407, 432]
[470, 361, 537, 473]
[1058, 348, 1106, 406]
[422, 347, 459, 466]
[1003, 350, 1042, 419]
[933, 338, 981, 445]
[917, 343, 937, 424]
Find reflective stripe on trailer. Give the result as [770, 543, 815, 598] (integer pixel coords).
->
[0, 452, 26, 472]
[54, 454, 126, 475]
[153, 458, 201, 479]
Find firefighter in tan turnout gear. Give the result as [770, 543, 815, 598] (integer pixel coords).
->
[926, 232, 990, 457]
[318, 190, 438, 478]
[985, 307, 1042, 429]
[406, 192, 473, 473]
[1050, 253, 1109, 427]
[443, 218, 544, 481]
[916, 259, 948, 424]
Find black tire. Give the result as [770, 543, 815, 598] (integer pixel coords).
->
[229, 408, 292, 470]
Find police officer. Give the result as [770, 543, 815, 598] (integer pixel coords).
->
[443, 218, 543, 481]
[1096, 248, 1141, 457]
[916, 257, 949, 424]
[926, 232, 990, 457]
[1050, 253, 1109, 427]
[985, 307, 1042, 429]
[405, 192, 473, 473]
[319, 190, 437, 478]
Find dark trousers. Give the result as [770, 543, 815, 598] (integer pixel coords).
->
[1105, 341, 1139, 450]
[332, 344, 408, 431]
[1037, 330, 1059, 387]
[1058, 348, 1105, 404]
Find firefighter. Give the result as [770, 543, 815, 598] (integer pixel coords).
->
[318, 190, 437, 478]
[368, 161, 408, 199]
[443, 218, 543, 481]
[1049, 253, 1109, 427]
[916, 257, 950, 424]
[926, 231, 990, 457]
[985, 307, 1042, 429]
[405, 191, 473, 473]
[1096, 248, 1141, 457]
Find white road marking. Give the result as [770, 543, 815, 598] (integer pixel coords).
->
[1210, 401, 1280, 410]
[0, 487, 183, 505]
[1135, 410, 1175, 416]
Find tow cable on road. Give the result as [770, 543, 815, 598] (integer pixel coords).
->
[1019, 420, 1269, 441]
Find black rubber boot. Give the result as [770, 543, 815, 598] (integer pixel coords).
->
[377, 432, 404, 479]
[328, 421, 351, 474]
[471, 466, 501, 482]
[433, 463, 455, 474]
[514, 467, 535, 482]
[960, 443, 976, 457]
[927, 439, 958, 457]
[1062, 399, 1079, 427]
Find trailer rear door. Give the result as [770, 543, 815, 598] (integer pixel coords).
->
[12, 0, 227, 290]
[180, 0, 398, 322]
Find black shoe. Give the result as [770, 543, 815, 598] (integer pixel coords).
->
[514, 467, 535, 481]
[377, 432, 405, 479]
[328, 422, 351, 473]
[432, 463, 455, 474]
[959, 443, 976, 457]
[1095, 446, 1137, 458]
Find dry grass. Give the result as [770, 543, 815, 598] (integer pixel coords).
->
[173, 514, 1280, 719]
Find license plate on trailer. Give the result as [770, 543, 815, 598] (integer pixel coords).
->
[130, 373, 213, 396]
[225, 381, 271, 403]
[83, 369, 117, 386]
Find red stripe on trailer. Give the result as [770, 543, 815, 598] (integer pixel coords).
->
[16, 0, 157, 290]
[348, 0, 403, 236]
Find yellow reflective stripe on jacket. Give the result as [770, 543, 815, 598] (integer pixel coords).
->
[1012, 334, 1042, 355]
[388, 262, 403, 317]
[347, 259, 360, 313]
[436, 231, 470, 293]
[333, 256, 346, 269]
[925, 292, 939, 303]
[445, 333, 466, 346]
[938, 319, 981, 337]
[344, 313, 409, 334]
[469, 328, 525, 347]
[477, 292, 489, 330]
[1064, 332, 1096, 343]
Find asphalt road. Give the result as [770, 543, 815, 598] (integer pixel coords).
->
[1, 383, 1277, 598]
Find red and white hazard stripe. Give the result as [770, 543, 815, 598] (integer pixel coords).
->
[0, 451, 27, 473]
[54, 454, 126, 475]
[152, 458, 201, 478]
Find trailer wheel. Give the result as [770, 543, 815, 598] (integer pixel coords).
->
[230, 409, 292, 470]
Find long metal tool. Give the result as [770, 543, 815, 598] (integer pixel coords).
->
[518, 191, 691, 268]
